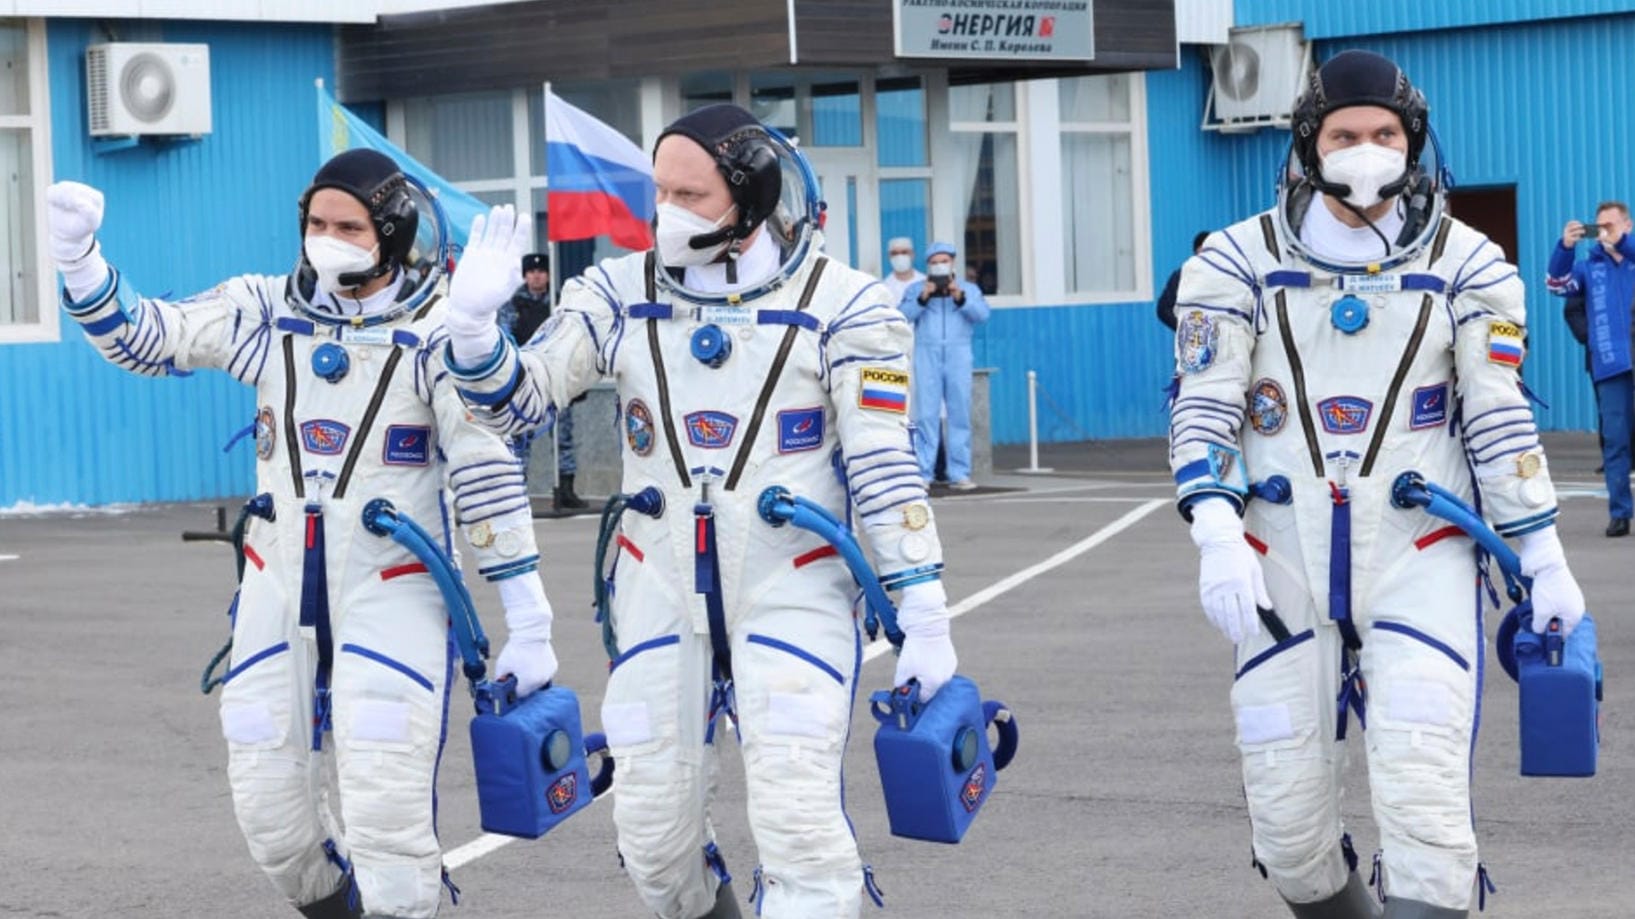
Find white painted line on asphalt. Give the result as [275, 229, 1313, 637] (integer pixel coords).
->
[0, 554, 17, 561]
[863, 498, 1167, 665]
[937, 481, 1169, 501]
[445, 831, 517, 869]
[985, 496, 1156, 505]
[443, 497, 1167, 870]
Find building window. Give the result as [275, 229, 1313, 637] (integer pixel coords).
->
[875, 77, 930, 273]
[399, 80, 643, 279]
[1, 18, 53, 343]
[1060, 74, 1142, 297]
[682, 72, 733, 114]
[810, 76, 861, 147]
[948, 82, 1020, 296]
[402, 90, 514, 183]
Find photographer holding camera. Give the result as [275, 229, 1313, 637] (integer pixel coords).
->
[1546, 202, 1635, 537]
[901, 240, 991, 490]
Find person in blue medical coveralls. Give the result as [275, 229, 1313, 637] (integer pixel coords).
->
[899, 241, 990, 490]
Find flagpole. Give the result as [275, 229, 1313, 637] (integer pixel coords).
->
[546, 79, 565, 307]
[542, 81, 564, 502]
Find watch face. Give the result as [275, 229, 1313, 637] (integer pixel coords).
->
[1516, 452, 1542, 479]
[469, 521, 495, 548]
[902, 503, 930, 531]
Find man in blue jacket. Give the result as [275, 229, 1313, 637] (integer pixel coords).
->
[900, 241, 991, 489]
[1546, 202, 1635, 536]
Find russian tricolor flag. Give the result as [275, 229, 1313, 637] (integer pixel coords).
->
[545, 90, 654, 251]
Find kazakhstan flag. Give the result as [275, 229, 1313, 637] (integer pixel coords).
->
[316, 80, 487, 250]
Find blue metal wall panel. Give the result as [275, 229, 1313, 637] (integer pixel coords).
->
[1326, 19, 1631, 434]
[0, 20, 333, 508]
[1236, 1, 1635, 39]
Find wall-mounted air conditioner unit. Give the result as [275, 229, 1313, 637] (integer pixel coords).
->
[1202, 24, 1310, 134]
[87, 43, 212, 138]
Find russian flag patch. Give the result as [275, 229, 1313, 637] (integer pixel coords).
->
[1487, 320, 1525, 367]
[859, 367, 909, 413]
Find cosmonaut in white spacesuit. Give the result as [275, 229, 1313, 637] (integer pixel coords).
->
[45, 150, 558, 919]
[1168, 51, 1586, 919]
[438, 104, 959, 919]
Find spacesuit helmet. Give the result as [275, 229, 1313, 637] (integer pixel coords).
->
[1291, 50, 1429, 197]
[1278, 50, 1448, 270]
[293, 149, 449, 317]
[651, 103, 822, 302]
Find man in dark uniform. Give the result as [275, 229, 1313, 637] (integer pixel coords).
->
[498, 253, 587, 509]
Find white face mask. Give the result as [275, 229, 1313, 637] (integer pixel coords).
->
[655, 201, 735, 267]
[305, 235, 380, 294]
[889, 254, 913, 273]
[1319, 143, 1408, 209]
[926, 261, 953, 279]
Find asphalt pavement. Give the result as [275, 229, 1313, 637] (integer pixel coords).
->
[0, 434, 1628, 917]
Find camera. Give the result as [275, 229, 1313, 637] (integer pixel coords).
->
[1582, 221, 1603, 237]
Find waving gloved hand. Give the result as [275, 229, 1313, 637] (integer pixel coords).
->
[892, 579, 957, 701]
[1518, 526, 1586, 636]
[493, 574, 559, 698]
[445, 205, 529, 366]
[1190, 498, 1271, 645]
[46, 181, 111, 299]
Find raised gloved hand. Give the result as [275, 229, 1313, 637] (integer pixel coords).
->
[892, 579, 957, 701]
[445, 205, 529, 365]
[46, 181, 111, 299]
[1190, 498, 1271, 645]
[493, 574, 558, 698]
[1518, 526, 1586, 636]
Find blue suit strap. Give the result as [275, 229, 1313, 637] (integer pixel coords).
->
[757, 309, 821, 331]
[1263, 270, 1312, 288]
[1399, 274, 1447, 293]
[276, 316, 317, 336]
[628, 303, 673, 320]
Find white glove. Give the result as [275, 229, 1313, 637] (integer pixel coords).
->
[493, 574, 558, 698]
[1190, 498, 1272, 645]
[46, 181, 111, 299]
[446, 205, 529, 365]
[892, 579, 957, 701]
[1518, 527, 1586, 636]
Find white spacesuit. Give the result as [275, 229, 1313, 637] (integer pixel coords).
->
[46, 151, 558, 919]
[441, 105, 958, 919]
[1170, 53, 1585, 919]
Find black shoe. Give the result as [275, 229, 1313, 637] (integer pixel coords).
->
[1608, 518, 1630, 538]
[1595, 464, 1605, 474]
[553, 474, 589, 511]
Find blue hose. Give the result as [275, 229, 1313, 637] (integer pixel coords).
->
[758, 487, 905, 647]
[1391, 472, 1528, 601]
[362, 498, 490, 682]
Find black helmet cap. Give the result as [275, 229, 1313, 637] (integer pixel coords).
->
[299, 148, 419, 273]
[656, 104, 783, 252]
[1290, 50, 1428, 193]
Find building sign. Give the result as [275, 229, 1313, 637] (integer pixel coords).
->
[894, 0, 1095, 62]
